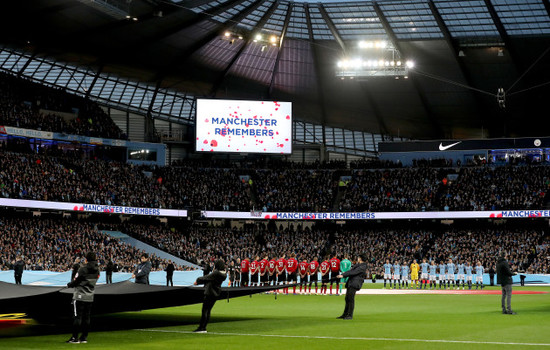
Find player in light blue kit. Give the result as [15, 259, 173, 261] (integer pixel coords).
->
[465, 261, 473, 290]
[401, 262, 409, 289]
[420, 259, 430, 289]
[392, 261, 401, 289]
[457, 261, 465, 290]
[475, 261, 485, 290]
[429, 261, 437, 289]
[383, 259, 392, 289]
[447, 258, 456, 289]
[438, 261, 446, 289]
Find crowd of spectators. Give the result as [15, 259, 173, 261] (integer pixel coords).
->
[123, 224, 258, 267]
[0, 217, 181, 273]
[437, 166, 550, 211]
[0, 151, 166, 207]
[254, 169, 337, 212]
[114, 220, 550, 276]
[121, 222, 332, 268]
[1, 146, 549, 212]
[1, 214, 548, 276]
[340, 168, 442, 212]
[0, 72, 126, 139]
[530, 235, 549, 274]
[332, 229, 433, 274]
[154, 166, 253, 210]
[423, 228, 547, 274]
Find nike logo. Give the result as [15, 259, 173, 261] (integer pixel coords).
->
[439, 141, 461, 151]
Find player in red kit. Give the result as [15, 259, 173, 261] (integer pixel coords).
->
[276, 255, 286, 289]
[250, 256, 260, 286]
[320, 256, 331, 295]
[298, 259, 309, 294]
[268, 257, 277, 286]
[286, 253, 298, 294]
[259, 255, 269, 286]
[330, 255, 341, 295]
[240, 258, 250, 287]
[309, 257, 320, 294]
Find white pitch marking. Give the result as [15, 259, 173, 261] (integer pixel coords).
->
[135, 329, 550, 347]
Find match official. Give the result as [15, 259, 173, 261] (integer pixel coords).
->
[66, 252, 100, 344]
[193, 259, 227, 333]
[337, 254, 367, 320]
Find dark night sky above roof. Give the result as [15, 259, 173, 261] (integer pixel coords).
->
[0, 0, 550, 140]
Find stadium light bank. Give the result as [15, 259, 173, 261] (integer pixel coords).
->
[336, 40, 414, 79]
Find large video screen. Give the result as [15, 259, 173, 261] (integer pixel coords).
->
[196, 99, 292, 154]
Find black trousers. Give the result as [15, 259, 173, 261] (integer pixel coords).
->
[72, 300, 92, 340]
[14, 274, 22, 285]
[106, 273, 112, 284]
[167, 275, 173, 286]
[343, 287, 358, 318]
[199, 297, 217, 330]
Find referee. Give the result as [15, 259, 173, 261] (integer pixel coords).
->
[337, 254, 367, 320]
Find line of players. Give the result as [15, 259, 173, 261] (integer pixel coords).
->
[229, 253, 352, 295]
[383, 258, 486, 290]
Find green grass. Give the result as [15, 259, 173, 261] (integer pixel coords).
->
[2, 285, 549, 349]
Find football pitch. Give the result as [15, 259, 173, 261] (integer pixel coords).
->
[2, 285, 549, 349]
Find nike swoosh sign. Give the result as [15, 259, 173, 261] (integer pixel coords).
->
[439, 141, 462, 151]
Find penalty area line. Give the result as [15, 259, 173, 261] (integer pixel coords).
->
[135, 329, 550, 347]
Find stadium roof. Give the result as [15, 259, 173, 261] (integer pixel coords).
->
[0, 0, 549, 141]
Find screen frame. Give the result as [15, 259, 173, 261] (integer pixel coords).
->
[194, 98, 293, 155]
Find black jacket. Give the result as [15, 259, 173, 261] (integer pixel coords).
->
[106, 261, 114, 274]
[13, 260, 24, 276]
[134, 260, 152, 284]
[165, 263, 175, 276]
[67, 261, 100, 302]
[496, 257, 514, 286]
[342, 262, 367, 290]
[196, 270, 227, 298]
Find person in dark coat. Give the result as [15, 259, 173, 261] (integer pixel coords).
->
[66, 252, 100, 344]
[132, 253, 152, 285]
[165, 262, 175, 287]
[193, 259, 227, 333]
[337, 254, 367, 320]
[519, 273, 526, 286]
[13, 256, 25, 285]
[489, 266, 496, 286]
[496, 254, 516, 315]
[105, 259, 114, 284]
